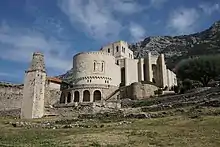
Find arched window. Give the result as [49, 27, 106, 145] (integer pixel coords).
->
[108, 48, 110, 53]
[74, 91, 79, 102]
[116, 46, 119, 52]
[101, 61, 104, 72]
[94, 62, 96, 71]
[67, 92, 71, 103]
[83, 90, 90, 102]
[60, 92, 65, 104]
[93, 90, 101, 102]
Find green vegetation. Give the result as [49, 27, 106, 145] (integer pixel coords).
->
[176, 55, 220, 87]
[1, 109, 220, 147]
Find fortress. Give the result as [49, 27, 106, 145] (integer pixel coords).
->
[0, 40, 177, 119]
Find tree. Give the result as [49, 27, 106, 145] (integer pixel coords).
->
[176, 55, 220, 87]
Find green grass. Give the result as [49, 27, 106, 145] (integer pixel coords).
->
[0, 114, 220, 147]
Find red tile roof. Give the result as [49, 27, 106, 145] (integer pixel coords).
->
[47, 77, 62, 83]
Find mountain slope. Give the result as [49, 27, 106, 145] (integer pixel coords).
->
[129, 20, 220, 70]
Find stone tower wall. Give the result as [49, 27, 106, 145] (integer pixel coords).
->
[21, 52, 46, 119]
[72, 51, 121, 87]
[100, 40, 134, 60]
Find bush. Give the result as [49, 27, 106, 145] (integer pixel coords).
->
[176, 55, 220, 86]
[173, 85, 179, 93]
[182, 79, 193, 90]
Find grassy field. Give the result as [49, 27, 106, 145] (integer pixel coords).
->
[0, 114, 220, 147]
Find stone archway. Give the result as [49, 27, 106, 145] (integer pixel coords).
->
[60, 92, 65, 104]
[83, 90, 90, 102]
[93, 90, 101, 102]
[74, 91, 80, 102]
[67, 92, 71, 103]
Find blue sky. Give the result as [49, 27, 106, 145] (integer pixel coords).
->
[0, 0, 220, 84]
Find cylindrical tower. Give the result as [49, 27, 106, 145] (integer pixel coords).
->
[71, 51, 121, 87]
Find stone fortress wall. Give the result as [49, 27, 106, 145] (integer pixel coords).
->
[0, 83, 23, 111]
[0, 82, 61, 112]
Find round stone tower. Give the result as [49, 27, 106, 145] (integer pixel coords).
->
[21, 52, 47, 119]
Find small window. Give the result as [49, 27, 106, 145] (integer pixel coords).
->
[101, 62, 104, 72]
[108, 48, 110, 53]
[94, 62, 96, 71]
[116, 46, 119, 52]
[116, 60, 119, 65]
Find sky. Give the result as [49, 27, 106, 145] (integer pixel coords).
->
[0, 0, 220, 84]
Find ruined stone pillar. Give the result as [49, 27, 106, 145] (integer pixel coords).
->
[144, 52, 153, 82]
[156, 54, 167, 88]
[21, 52, 46, 119]
[138, 58, 144, 82]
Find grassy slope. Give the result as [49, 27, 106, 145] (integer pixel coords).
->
[0, 114, 220, 147]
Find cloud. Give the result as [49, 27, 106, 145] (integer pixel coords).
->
[167, 7, 200, 35]
[0, 22, 73, 72]
[199, 3, 220, 15]
[129, 22, 146, 41]
[58, 0, 121, 41]
[112, 0, 145, 14]
[58, 0, 146, 41]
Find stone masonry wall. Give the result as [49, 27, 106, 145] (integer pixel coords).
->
[120, 82, 158, 100]
[0, 82, 61, 111]
[44, 86, 61, 106]
[0, 83, 23, 111]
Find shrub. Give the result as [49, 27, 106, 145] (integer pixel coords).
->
[176, 55, 220, 87]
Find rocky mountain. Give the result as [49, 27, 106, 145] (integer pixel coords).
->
[129, 20, 220, 70]
[59, 20, 220, 81]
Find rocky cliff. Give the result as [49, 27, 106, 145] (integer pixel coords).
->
[129, 20, 220, 70]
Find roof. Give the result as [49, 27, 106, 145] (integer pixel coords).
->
[47, 77, 62, 83]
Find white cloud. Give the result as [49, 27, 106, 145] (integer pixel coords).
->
[199, 3, 220, 15]
[112, 0, 145, 14]
[58, 0, 146, 41]
[0, 22, 73, 72]
[58, 0, 121, 41]
[129, 22, 146, 41]
[167, 7, 200, 35]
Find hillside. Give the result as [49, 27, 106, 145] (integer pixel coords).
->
[129, 20, 220, 70]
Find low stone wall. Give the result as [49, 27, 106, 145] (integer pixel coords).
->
[44, 86, 62, 107]
[0, 82, 61, 111]
[120, 82, 158, 100]
[0, 83, 23, 111]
